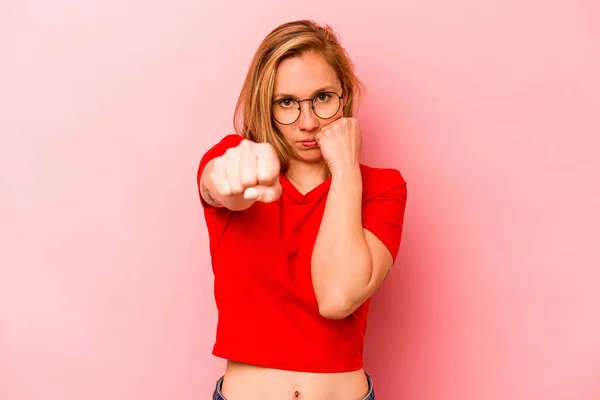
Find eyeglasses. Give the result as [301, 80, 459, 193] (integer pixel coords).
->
[271, 91, 344, 125]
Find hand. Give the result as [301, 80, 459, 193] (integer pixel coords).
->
[210, 139, 282, 203]
[316, 117, 362, 174]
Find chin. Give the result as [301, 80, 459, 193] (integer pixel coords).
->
[298, 151, 324, 164]
[287, 141, 324, 164]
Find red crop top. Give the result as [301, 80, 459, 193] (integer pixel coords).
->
[197, 134, 407, 373]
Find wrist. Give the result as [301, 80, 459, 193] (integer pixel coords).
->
[330, 163, 362, 188]
[330, 162, 361, 179]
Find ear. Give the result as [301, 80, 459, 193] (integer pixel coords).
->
[340, 81, 349, 110]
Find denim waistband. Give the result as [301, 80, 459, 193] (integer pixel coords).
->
[213, 372, 375, 400]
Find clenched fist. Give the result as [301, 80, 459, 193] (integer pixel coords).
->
[210, 139, 282, 203]
[316, 117, 362, 174]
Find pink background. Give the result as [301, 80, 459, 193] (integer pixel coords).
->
[1, 0, 599, 399]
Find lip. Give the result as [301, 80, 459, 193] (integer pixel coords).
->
[299, 140, 318, 148]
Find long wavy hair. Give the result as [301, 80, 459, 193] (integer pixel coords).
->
[234, 20, 364, 171]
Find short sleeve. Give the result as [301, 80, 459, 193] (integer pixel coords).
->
[197, 134, 243, 254]
[196, 134, 244, 211]
[361, 168, 408, 264]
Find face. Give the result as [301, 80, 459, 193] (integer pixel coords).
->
[272, 51, 345, 164]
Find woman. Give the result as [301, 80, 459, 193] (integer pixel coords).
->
[197, 20, 407, 400]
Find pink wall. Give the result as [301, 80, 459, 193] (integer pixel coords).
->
[1, 1, 599, 399]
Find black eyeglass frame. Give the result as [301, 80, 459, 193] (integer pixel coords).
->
[271, 90, 345, 126]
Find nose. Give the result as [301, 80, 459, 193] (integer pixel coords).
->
[297, 101, 319, 132]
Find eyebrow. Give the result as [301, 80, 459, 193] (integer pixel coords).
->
[273, 85, 340, 100]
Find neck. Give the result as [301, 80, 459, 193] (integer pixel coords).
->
[285, 160, 330, 195]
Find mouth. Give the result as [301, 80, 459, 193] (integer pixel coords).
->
[299, 140, 318, 148]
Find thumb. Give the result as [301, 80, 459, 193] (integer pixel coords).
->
[243, 181, 282, 203]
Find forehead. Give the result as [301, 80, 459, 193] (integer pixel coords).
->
[273, 51, 339, 96]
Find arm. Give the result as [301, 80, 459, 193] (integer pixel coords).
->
[311, 167, 394, 319]
[310, 117, 403, 319]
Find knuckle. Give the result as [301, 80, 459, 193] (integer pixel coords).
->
[270, 151, 281, 166]
[240, 178, 252, 187]
[258, 169, 275, 182]
[224, 148, 235, 158]
[211, 162, 224, 176]
[240, 173, 256, 186]
[240, 139, 253, 150]
[260, 143, 277, 159]
[256, 170, 270, 182]
[257, 142, 270, 152]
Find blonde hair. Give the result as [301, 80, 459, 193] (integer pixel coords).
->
[234, 20, 364, 171]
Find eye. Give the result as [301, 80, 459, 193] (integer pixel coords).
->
[277, 98, 295, 108]
[315, 92, 332, 103]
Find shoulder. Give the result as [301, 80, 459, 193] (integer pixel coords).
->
[199, 134, 244, 166]
[204, 134, 244, 156]
[360, 164, 406, 183]
[360, 164, 407, 201]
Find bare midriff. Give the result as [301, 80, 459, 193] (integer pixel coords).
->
[221, 360, 370, 400]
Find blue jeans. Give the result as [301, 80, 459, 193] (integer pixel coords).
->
[213, 373, 375, 399]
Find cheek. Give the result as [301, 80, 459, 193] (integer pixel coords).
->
[320, 112, 344, 129]
[275, 124, 294, 142]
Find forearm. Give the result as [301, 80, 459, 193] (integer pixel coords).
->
[311, 166, 373, 319]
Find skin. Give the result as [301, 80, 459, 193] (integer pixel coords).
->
[200, 51, 393, 400]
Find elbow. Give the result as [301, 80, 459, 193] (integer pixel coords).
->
[317, 292, 356, 320]
[313, 255, 373, 320]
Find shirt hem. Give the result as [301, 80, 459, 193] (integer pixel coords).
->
[212, 346, 363, 373]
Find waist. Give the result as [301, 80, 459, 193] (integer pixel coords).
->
[213, 300, 368, 372]
[219, 360, 372, 400]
